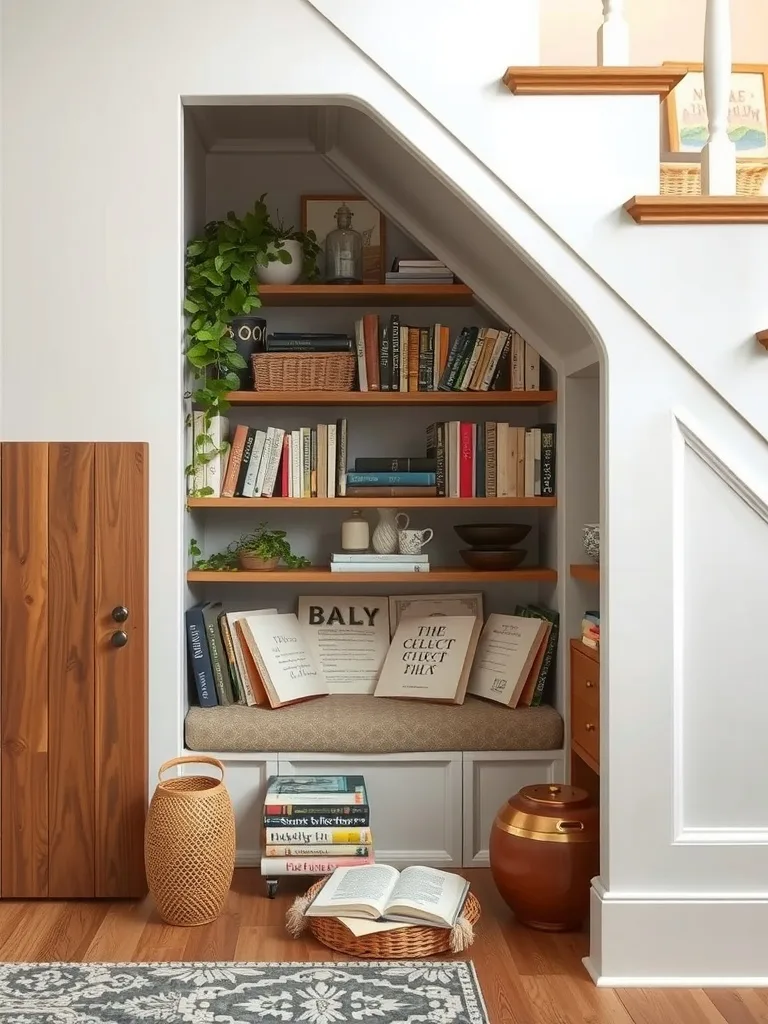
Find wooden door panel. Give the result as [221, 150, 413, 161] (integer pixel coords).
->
[48, 443, 96, 898]
[1, 443, 50, 898]
[94, 442, 148, 898]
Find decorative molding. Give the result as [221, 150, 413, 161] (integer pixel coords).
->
[624, 195, 768, 223]
[309, 107, 339, 155]
[757, 329, 768, 350]
[207, 137, 317, 155]
[670, 409, 768, 843]
[501, 66, 687, 98]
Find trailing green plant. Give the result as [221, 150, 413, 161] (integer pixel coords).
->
[189, 524, 310, 571]
[184, 195, 321, 496]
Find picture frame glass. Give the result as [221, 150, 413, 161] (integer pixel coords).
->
[302, 195, 385, 284]
[667, 69, 768, 157]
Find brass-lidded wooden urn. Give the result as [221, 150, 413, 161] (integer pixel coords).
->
[489, 783, 599, 931]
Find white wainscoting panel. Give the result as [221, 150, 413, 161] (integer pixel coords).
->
[462, 751, 565, 866]
[277, 752, 463, 867]
[181, 755, 276, 866]
[675, 419, 768, 840]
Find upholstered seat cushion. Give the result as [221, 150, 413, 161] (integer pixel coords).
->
[184, 694, 563, 754]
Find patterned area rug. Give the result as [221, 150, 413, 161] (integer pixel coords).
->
[0, 960, 488, 1023]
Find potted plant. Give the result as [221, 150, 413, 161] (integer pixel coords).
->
[256, 207, 321, 286]
[189, 525, 310, 573]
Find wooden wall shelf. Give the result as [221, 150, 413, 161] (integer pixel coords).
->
[570, 563, 599, 583]
[756, 330, 768, 350]
[257, 284, 474, 306]
[188, 566, 557, 585]
[624, 195, 768, 224]
[224, 389, 557, 407]
[502, 66, 686, 98]
[187, 496, 557, 509]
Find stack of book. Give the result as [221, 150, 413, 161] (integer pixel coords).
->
[263, 332, 354, 353]
[347, 455, 437, 498]
[426, 421, 556, 498]
[353, 318, 542, 394]
[385, 258, 455, 285]
[581, 611, 599, 649]
[261, 775, 374, 878]
[330, 553, 430, 574]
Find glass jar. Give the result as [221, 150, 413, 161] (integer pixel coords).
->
[340, 510, 370, 552]
[324, 204, 363, 284]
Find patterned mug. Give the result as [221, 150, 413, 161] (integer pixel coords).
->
[398, 528, 434, 555]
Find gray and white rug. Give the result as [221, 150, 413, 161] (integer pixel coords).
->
[0, 960, 488, 1023]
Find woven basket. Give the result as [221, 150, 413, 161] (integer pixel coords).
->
[144, 755, 236, 927]
[300, 879, 481, 958]
[251, 352, 356, 392]
[660, 162, 768, 196]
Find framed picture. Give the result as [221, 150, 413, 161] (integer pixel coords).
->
[663, 62, 768, 159]
[301, 194, 386, 284]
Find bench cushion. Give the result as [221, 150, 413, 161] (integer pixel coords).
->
[184, 694, 563, 754]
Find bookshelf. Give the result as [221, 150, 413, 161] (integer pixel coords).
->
[187, 567, 558, 584]
[224, 390, 557, 407]
[257, 284, 474, 306]
[188, 496, 557, 509]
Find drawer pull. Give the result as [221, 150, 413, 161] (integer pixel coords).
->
[557, 820, 584, 832]
[585, 680, 594, 688]
[585, 723, 596, 732]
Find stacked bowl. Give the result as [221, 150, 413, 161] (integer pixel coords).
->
[454, 523, 531, 570]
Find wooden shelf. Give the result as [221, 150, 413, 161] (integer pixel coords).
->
[502, 65, 686, 99]
[187, 566, 557, 585]
[256, 284, 474, 306]
[570, 563, 600, 583]
[224, 389, 557, 407]
[187, 496, 557, 509]
[757, 329, 768, 351]
[624, 195, 768, 224]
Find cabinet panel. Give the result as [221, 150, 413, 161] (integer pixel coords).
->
[94, 443, 148, 898]
[48, 443, 96, 898]
[1, 443, 50, 898]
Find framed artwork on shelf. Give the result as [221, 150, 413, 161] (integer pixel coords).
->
[301, 194, 386, 284]
[663, 62, 768, 159]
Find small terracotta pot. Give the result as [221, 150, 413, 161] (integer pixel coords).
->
[237, 552, 279, 571]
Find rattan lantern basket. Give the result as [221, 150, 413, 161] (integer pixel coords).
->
[144, 755, 236, 927]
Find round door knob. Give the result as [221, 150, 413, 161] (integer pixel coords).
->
[111, 606, 129, 623]
[585, 680, 594, 688]
[585, 723, 595, 732]
[111, 630, 128, 648]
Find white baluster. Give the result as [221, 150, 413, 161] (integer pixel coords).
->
[701, 0, 736, 195]
[597, 0, 629, 66]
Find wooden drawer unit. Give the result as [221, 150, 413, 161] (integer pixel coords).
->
[570, 639, 600, 777]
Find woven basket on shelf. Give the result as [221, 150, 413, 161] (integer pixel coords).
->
[251, 352, 356, 392]
[297, 878, 481, 958]
[660, 162, 768, 196]
[144, 755, 236, 927]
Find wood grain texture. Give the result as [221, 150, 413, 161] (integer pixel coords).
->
[570, 563, 599, 584]
[257, 283, 474, 306]
[624, 196, 768, 224]
[223, 390, 558, 407]
[0, 868, 764, 1022]
[48, 444, 96, 898]
[502, 65, 687, 97]
[187, 566, 558, 585]
[1, 443, 50, 897]
[94, 443, 148, 898]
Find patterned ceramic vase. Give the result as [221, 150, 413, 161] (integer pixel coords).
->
[372, 509, 409, 554]
[582, 523, 600, 562]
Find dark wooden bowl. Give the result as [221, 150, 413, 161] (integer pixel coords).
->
[454, 523, 531, 547]
[459, 548, 526, 570]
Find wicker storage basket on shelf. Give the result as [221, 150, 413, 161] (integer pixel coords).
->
[295, 878, 481, 958]
[251, 352, 356, 392]
[660, 162, 768, 196]
[144, 755, 236, 927]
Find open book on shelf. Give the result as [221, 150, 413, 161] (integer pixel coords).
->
[304, 863, 469, 929]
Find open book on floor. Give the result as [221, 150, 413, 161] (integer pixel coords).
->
[304, 863, 469, 929]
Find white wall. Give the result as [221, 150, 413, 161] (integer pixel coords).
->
[4, 0, 768, 985]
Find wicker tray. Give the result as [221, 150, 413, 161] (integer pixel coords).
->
[252, 352, 356, 392]
[300, 878, 481, 958]
[660, 161, 768, 197]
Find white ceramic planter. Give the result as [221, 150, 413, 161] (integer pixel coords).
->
[255, 240, 303, 285]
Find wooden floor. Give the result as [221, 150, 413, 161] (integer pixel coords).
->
[0, 869, 766, 1022]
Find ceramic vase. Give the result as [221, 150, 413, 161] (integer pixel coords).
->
[255, 240, 303, 285]
[372, 509, 409, 554]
